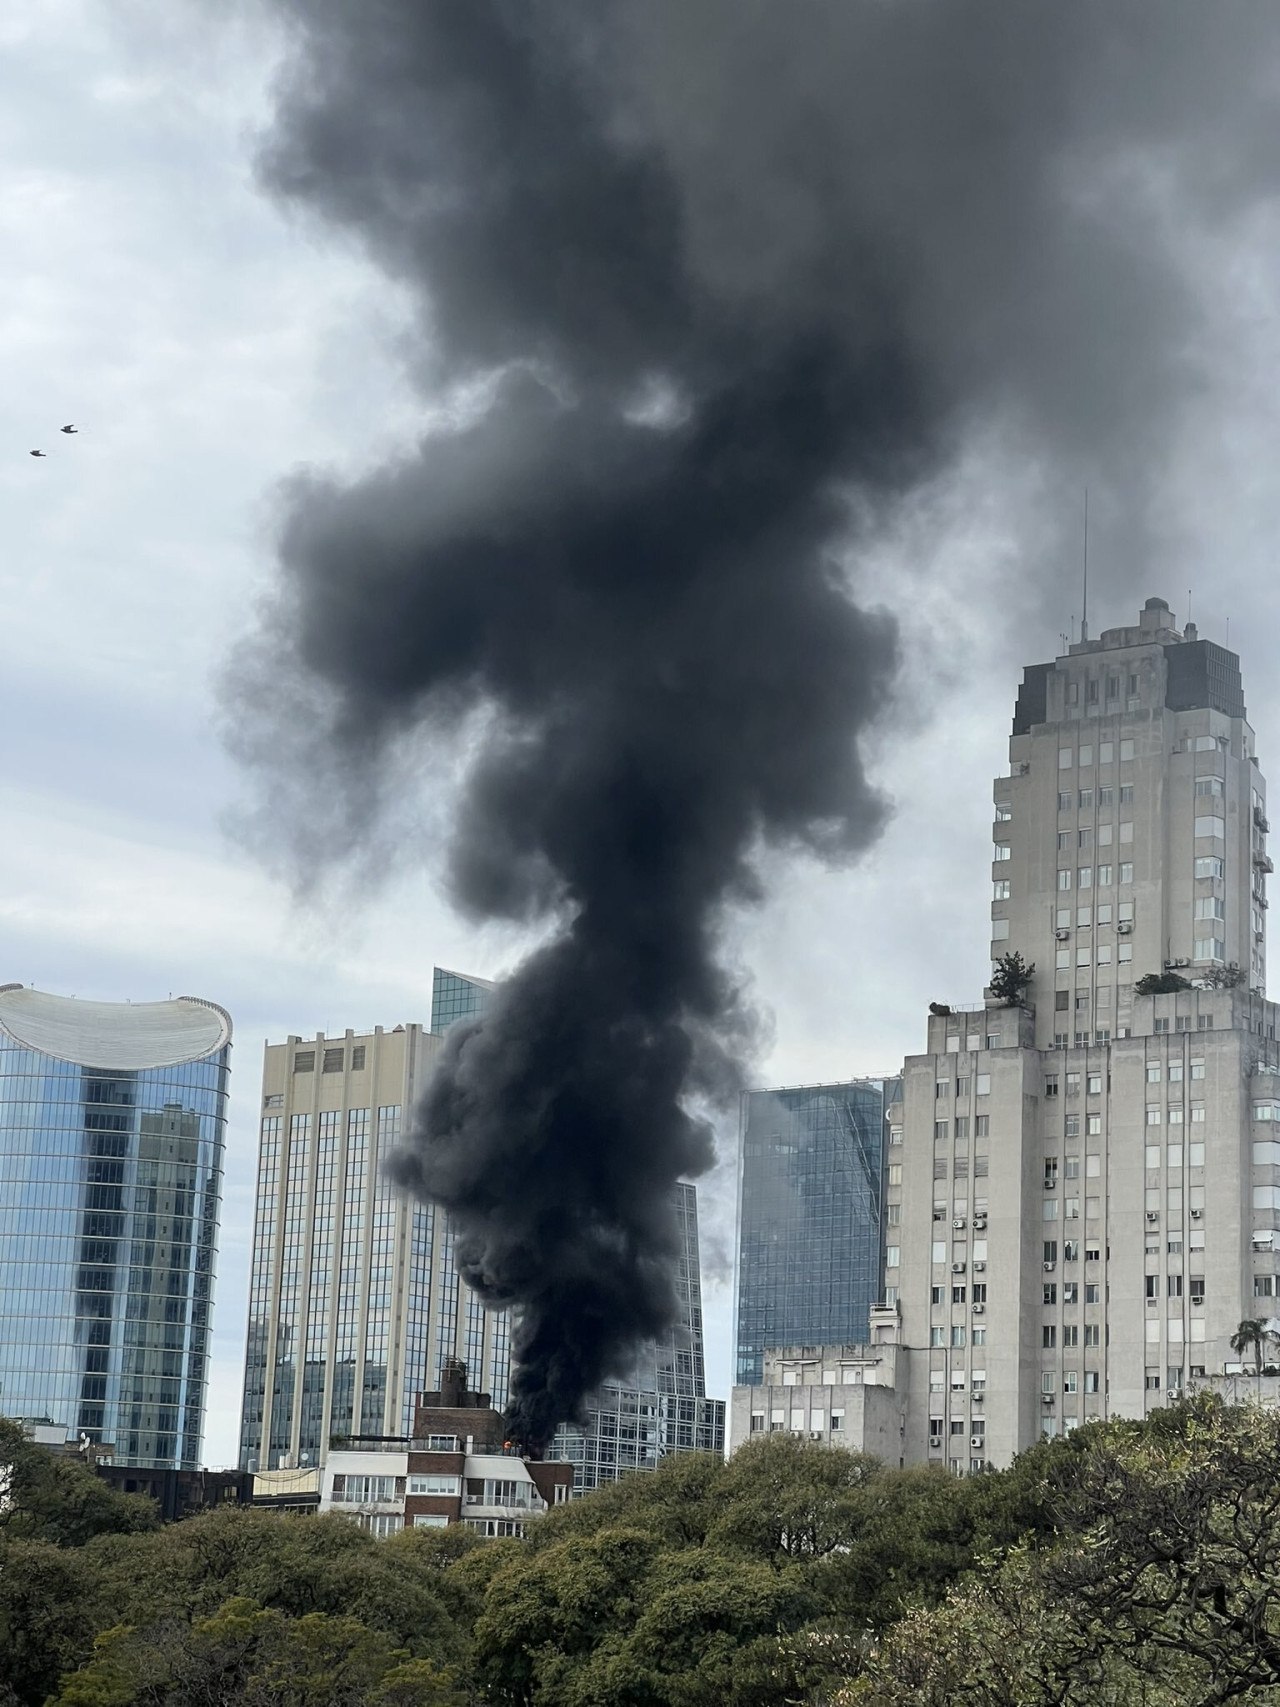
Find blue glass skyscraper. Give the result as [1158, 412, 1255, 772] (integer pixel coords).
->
[0, 985, 230, 1468]
[735, 1078, 896, 1386]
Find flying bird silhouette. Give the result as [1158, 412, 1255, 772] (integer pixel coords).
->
[29, 450, 46, 458]
[60, 424, 77, 434]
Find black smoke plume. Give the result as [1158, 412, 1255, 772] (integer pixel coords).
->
[235, 2, 1280, 1446]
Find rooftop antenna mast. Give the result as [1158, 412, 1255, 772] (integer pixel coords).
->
[1080, 488, 1089, 642]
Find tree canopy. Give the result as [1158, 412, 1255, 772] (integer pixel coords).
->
[9, 1400, 1280, 1707]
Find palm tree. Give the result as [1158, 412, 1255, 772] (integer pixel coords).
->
[1231, 1318, 1269, 1381]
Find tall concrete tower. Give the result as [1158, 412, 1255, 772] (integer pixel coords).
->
[891, 600, 1278, 1471]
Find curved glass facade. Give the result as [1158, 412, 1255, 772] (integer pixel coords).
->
[0, 1042, 228, 1468]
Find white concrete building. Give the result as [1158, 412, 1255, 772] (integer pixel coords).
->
[728, 1324, 907, 1462]
[890, 599, 1280, 1470]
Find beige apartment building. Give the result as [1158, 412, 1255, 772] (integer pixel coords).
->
[237, 973, 511, 1472]
[889, 598, 1280, 1470]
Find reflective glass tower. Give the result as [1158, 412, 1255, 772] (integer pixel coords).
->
[551, 1181, 725, 1491]
[735, 1078, 894, 1386]
[0, 985, 230, 1469]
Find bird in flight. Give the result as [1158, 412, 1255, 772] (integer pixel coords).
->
[29, 449, 46, 458]
[60, 424, 77, 434]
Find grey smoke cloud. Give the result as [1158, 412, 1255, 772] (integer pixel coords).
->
[232, 0, 1280, 1444]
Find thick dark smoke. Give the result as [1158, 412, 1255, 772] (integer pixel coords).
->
[235, 1, 1280, 1445]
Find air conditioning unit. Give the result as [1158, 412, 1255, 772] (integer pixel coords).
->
[973, 1215, 988, 1229]
[1176, 959, 1191, 968]
[1146, 1212, 1159, 1222]
[1043, 1261, 1056, 1272]
[970, 1435, 984, 1447]
[1118, 921, 1133, 934]
[973, 1261, 987, 1272]
[972, 1303, 985, 1315]
[1055, 928, 1070, 941]
[1191, 1208, 1203, 1219]
[952, 1262, 966, 1274]
[953, 1217, 966, 1229]
[809, 1431, 823, 1440]
[929, 1438, 942, 1450]
[1041, 1393, 1055, 1406]
[971, 1389, 984, 1402]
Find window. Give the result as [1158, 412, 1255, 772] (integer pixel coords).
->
[350, 1044, 366, 1071]
[1189, 1142, 1205, 1166]
[1145, 1144, 1160, 1169]
[1078, 828, 1093, 850]
[1044, 1240, 1058, 1264]
[1098, 786, 1113, 807]
[1154, 1017, 1170, 1033]
[1060, 748, 1073, 769]
[1044, 1159, 1059, 1187]
[1058, 869, 1072, 891]
[1078, 867, 1093, 889]
[1087, 680, 1099, 705]
[1120, 739, 1134, 761]
[1195, 896, 1225, 920]
[1087, 1073, 1102, 1095]
[1190, 1060, 1205, 1080]
[952, 1285, 966, 1304]
[1065, 1114, 1080, 1137]
[976, 1075, 991, 1096]
[293, 1050, 316, 1073]
[1117, 901, 1134, 922]
[1077, 948, 1090, 967]
[1044, 1199, 1059, 1221]
[322, 1046, 345, 1072]
[887, 1163, 903, 1185]
[1087, 1115, 1102, 1135]
[1058, 831, 1072, 852]
[1120, 863, 1133, 884]
[1100, 741, 1114, 763]
[1145, 1372, 1161, 1391]
[993, 843, 1011, 861]
[1080, 745, 1094, 767]
[885, 1245, 900, 1268]
[955, 1116, 970, 1139]
[975, 1115, 990, 1137]
[993, 879, 1010, 900]
[1194, 775, 1224, 797]
[1063, 1324, 1079, 1348]
[933, 1122, 948, 1144]
[1167, 1274, 1183, 1298]
[1097, 903, 1112, 924]
[995, 802, 1012, 821]
[1195, 857, 1224, 879]
[1043, 1282, 1058, 1304]
[1147, 1109, 1163, 1126]
[957, 1076, 971, 1095]
[1097, 824, 1113, 846]
[1194, 938, 1225, 962]
[1084, 1324, 1101, 1347]
[1058, 791, 1072, 811]
[972, 1283, 987, 1303]
[1055, 989, 1070, 1011]
[1043, 1326, 1057, 1348]
[931, 1242, 946, 1263]
[426, 1436, 460, 1452]
[1194, 735, 1218, 752]
[409, 1474, 461, 1496]
[1195, 815, 1226, 841]
[950, 1326, 966, 1348]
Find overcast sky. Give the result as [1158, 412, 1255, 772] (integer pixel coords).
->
[7, 4, 1280, 1468]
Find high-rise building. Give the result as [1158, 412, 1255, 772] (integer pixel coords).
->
[238, 1008, 515, 1472]
[892, 599, 1279, 1469]
[425, 970, 725, 1489]
[240, 972, 726, 1479]
[552, 1181, 725, 1491]
[735, 1079, 895, 1387]
[0, 985, 231, 1469]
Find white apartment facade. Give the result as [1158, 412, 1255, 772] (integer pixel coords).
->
[890, 599, 1280, 1470]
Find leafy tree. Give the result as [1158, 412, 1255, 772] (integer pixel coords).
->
[0, 1419, 158, 1548]
[988, 952, 1034, 1007]
[0, 1539, 103, 1707]
[1134, 971, 1192, 995]
[47, 1597, 469, 1707]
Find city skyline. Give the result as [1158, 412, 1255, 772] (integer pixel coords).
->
[11, 11, 1280, 1472]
